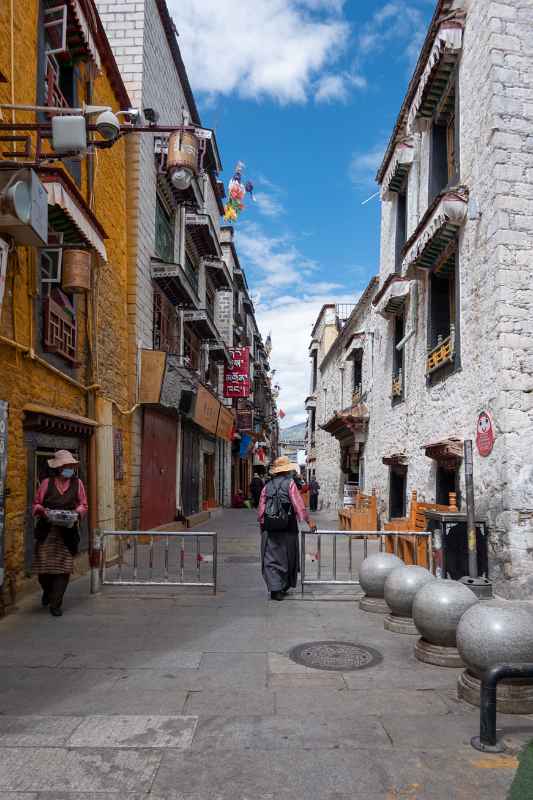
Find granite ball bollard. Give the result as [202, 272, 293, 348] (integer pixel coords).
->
[384, 565, 435, 634]
[358, 553, 404, 614]
[456, 601, 533, 714]
[412, 579, 478, 667]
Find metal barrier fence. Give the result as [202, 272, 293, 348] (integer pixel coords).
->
[95, 530, 218, 593]
[301, 530, 433, 595]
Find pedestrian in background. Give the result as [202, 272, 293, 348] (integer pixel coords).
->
[250, 473, 264, 508]
[32, 450, 88, 617]
[258, 456, 316, 601]
[309, 476, 320, 512]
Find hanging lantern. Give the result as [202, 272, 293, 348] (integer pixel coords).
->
[62, 249, 91, 293]
[167, 130, 199, 190]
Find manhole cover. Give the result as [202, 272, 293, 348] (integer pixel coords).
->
[288, 641, 382, 672]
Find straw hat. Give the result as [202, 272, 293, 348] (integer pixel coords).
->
[47, 450, 79, 469]
[271, 456, 299, 475]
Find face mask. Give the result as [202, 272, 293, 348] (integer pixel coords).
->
[61, 468, 75, 478]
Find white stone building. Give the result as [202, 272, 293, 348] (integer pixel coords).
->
[308, 0, 533, 598]
[95, 0, 275, 524]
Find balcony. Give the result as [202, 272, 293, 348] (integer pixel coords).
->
[204, 256, 232, 290]
[352, 385, 363, 406]
[426, 326, 455, 375]
[183, 308, 219, 340]
[151, 257, 199, 307]
[209, 338, 232, 366]
[185, 212, 221, 259]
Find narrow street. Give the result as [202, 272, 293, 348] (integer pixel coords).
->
[0, 509, 530, 799]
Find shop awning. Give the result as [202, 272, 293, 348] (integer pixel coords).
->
[402, 189, 468, 275]
[376, 277, 410, 319]
[407, 18, 465, 134]
[382, 452, 408, 467]
[381, 138, 415, 197]
[23, 403, 97, 436]
[44, 180, 107, 261]
[321, 402, 369, 442]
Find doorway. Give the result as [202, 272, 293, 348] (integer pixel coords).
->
[140, 409, 177, 529]
[202, 453, 216, 509]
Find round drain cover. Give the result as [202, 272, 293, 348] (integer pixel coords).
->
[288, 641, 382, 672]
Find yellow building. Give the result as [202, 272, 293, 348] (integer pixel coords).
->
[0, 0, 133, 608]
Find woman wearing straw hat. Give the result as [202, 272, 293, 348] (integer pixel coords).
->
[258, 456, 316, 600]
[32, 450, 88, 616]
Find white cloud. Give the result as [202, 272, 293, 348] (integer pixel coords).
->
[257, 291, 357, 426]
[169, 0, 350, 104]
[349, 142, 387, 186]
[254, 192, 284, 218]
[314, 71, 366, 103]
[357, 2, 428, 69]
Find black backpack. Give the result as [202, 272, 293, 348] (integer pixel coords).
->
[263, 477, 292, 532]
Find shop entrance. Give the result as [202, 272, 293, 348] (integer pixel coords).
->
[140, 409, 177, 529]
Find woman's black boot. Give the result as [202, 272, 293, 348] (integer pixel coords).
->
[270, 591, 284, 601]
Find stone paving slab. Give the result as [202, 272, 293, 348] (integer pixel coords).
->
[273, 687, 450, 717]
[0, 748, 162, 793]
[67, 715, 198, 749]
[60, 650, 203, 670]
[268, 671, 347, 689]
[184, 688, 276, 716]
[190, 713, 391, 751]
[0, 717, 83, 747]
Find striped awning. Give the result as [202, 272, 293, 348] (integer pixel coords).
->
[402, 189, 468, 274]
[407, 19, 464, 134]
[44, 181, 107, 261]
[381, 138, 415, 197]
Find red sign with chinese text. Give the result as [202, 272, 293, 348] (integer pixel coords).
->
[476, 410, 495, 457]
[224, 347, 250, 398]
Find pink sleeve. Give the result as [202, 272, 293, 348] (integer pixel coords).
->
[76, 480, 89, 517]
[257, 486, 267, 525]
[32, 479, 49, 517]
[289, 480, 310, 524]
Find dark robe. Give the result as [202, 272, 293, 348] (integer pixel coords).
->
[260, 476, 300, 592]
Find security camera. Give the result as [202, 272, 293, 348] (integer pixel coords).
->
[95, 109, 120, 141]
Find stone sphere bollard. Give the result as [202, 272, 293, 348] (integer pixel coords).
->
[456, 601, 533, 714]
[384, 565, 435, 634]
[358, 552, 404, 613]
[412, 579, 478, 667]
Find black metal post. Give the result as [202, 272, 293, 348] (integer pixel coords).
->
[472, 663, 533, 753]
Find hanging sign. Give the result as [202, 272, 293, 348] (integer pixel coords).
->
[0, 401, 8, 586]
[476, 410, 495, 457]
[223, 347, 250, 398]
[236, 409, 253, 433]
[194, 386, 220, 435]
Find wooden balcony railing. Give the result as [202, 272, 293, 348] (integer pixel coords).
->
[352, 385, 362, 406]
[426, 324, 455, 375]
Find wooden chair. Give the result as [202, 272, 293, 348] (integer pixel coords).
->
[384, 490, 458, 568]
[338, 489, 378, 532]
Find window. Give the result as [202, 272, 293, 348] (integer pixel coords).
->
[436, 466, 459, 508]
[206, 281, 215, 323]
[155, 195, 174, 263]
[392, 313, 404, 404]
[39, 239, 77, 364]
[429, 79, 459, 203]
[153, 288, 180, 354]
[183, 326, 200, 370]
[427, 249, 458, 380]
[395, 187, 408, 273]
[352, 351, 363, 401]
[389, 465, 407, 519]
[311, 351, 318, 393]
[184, 251, 199, 295]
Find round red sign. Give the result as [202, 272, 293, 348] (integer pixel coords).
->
[476, 411, 495, 457]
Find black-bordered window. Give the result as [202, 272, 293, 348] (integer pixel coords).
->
[429, 78, 460, 204]
[389, 465, 407, 519]
[427, 247, 459, 383]
[395, 187, 408, 274]
[392, 313, 405, 404]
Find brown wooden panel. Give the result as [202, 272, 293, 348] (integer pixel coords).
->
[140, 350, 166, 404]
[140, 408, 177, 530]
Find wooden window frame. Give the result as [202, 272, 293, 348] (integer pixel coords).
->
[426, 248, 461, 384]
[43, 295, 77, 363]
[155, 194, 175, 263]
[428, 75, 460, 204]
[153, 287, 180, 354]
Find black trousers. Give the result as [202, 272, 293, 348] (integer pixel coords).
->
[309, 495, 318, 511]
[38, 574, 70, 610]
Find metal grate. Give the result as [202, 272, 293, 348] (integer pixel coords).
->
[289, 641, 382, 672]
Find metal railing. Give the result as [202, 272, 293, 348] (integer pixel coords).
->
[95, 530, 217, 593]
[471, 663, 533, 753]
[301, 530, 433, 595]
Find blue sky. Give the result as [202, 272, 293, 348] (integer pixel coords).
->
[169, 0, 435, 424]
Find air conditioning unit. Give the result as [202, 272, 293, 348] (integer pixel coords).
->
[0, 169, 48, 246]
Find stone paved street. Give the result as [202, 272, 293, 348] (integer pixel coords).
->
[0, 509, 531, 799]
